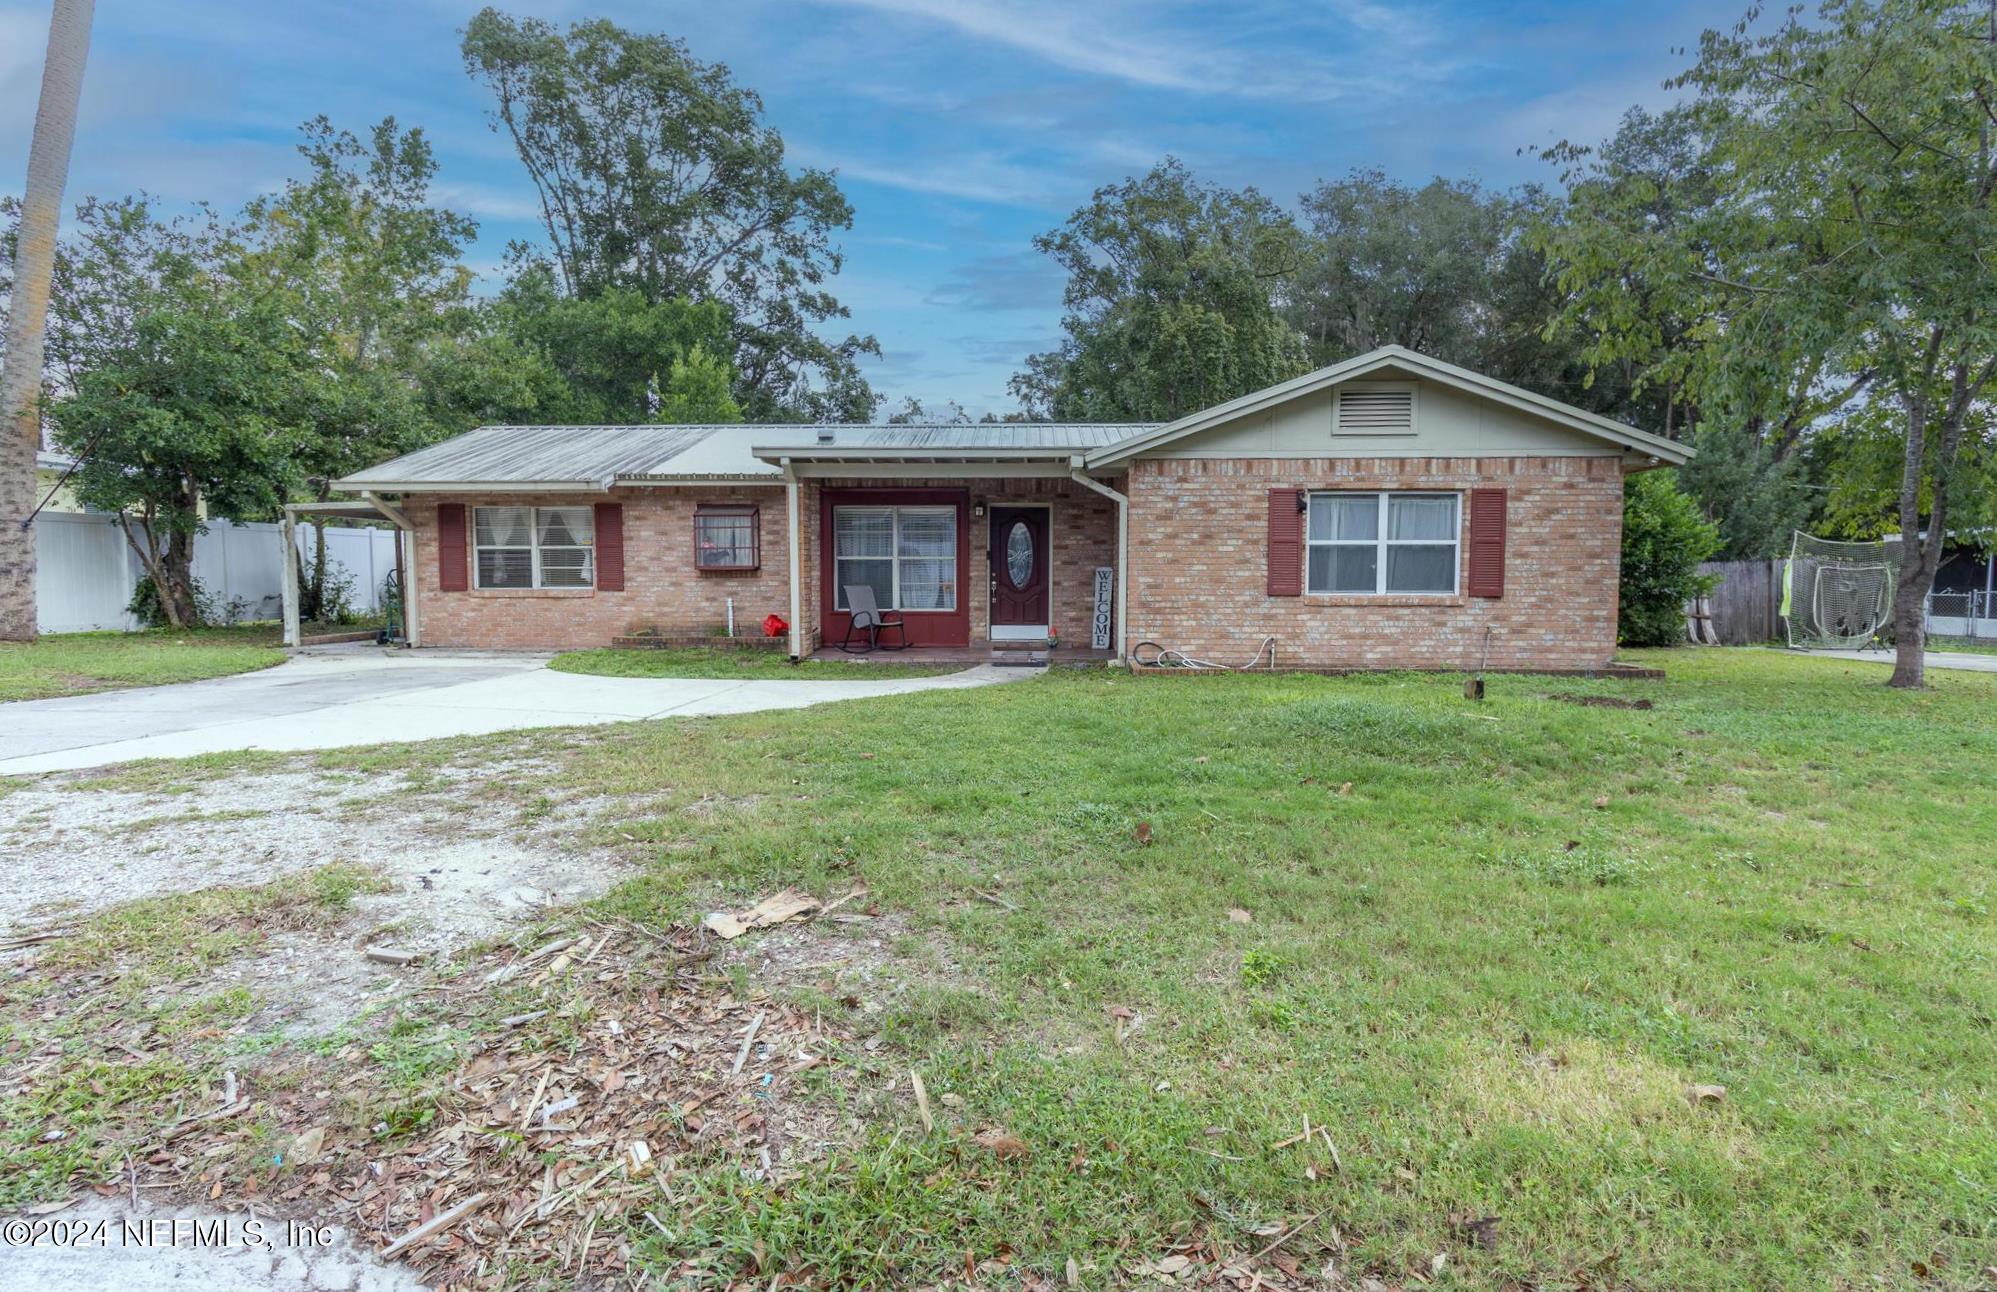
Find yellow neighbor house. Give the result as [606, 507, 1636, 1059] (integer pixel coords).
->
[34, 450, 86, 515]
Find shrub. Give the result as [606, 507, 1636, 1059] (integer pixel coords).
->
[1620, 470, 1721, 647]
[127, 574, 216, 627]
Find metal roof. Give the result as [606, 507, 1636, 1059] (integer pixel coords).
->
[785, 424, 1145, 451]
[336, 422, 1158, 490]
[338, 425, 719, 491]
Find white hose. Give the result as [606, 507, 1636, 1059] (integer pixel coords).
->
[1132, 636, 1278, 671]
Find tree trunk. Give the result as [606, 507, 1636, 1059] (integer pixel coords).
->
[118, 511, 184, 629]
[0, 0, 95, 642]
[1887, 401, 1964, 688]
[161, 523, 199, 628]
[1888, 558, 1930, 688]
[308, 517, 328, 623]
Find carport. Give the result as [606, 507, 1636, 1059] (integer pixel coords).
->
[281, 495, 421, 647]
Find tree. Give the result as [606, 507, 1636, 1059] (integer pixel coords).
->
[464, 266, 742, 425]
[46, 207, 308, 627]
[1288, 169, 1511, 368]
[1619, 470, 1722, 646]
[1665, 0, 1995, 686]
[1012, 159, 1309, 421]
[1533, 105, 1872, 559]
[0, 0, 94, 642]
[1282, 170, 1644, 429]
[460, 8, 878, 421]
[885, 397, 972, 425]
[240, 117, 479, 619]
[649, 344, 741, 424]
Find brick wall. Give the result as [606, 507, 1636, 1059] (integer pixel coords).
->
[1125, 456, 1627, 671]
[407, 487, 797, 651]
[403, 479, 1121, 652]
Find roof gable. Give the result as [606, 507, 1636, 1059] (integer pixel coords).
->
[1084, 345, 1689, 467]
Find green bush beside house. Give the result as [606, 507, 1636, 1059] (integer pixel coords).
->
[1620, 470, 1721, 647]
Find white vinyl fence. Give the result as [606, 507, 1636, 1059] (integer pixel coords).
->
[35, 512, 397, 635]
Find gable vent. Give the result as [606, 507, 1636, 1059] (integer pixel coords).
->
[1334, 384, 1416, 435]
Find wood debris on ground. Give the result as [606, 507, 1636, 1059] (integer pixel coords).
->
[1116, 1221, 1353, 1290]
[62, 919, 858, 1288]
[702, 887, 823, 939]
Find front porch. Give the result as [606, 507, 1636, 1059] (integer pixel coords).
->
[780, 466, 1128, 661]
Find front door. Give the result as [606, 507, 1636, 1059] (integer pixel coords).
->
[990, 506, 1050, 637]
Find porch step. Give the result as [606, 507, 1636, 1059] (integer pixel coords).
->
[989, 651, 1049, 668]
[990, 638, 1051, 651]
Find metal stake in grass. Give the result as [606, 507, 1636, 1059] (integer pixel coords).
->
[1464, 625, 1492, 701]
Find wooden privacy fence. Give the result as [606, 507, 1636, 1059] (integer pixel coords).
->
[1697, 559, 1783, 644]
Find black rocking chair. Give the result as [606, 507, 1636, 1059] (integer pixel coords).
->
[840, 584, 909, 653]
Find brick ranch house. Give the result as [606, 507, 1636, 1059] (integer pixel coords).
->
[298, 346, 1689, 671]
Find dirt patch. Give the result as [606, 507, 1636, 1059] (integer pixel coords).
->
[1544, 693, 1655, 710]
[0, 762, 638, 1034]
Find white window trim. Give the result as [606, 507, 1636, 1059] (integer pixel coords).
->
[1332, 381, 1419, 436]
[472, 505, 595, 590]
[1305, 491, 1460, 596]
[834, 505, 958, 612]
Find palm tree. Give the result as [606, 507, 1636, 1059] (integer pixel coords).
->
[0, 0, 95, 642]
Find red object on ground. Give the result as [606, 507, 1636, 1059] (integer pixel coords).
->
[762, 613, 788, 638]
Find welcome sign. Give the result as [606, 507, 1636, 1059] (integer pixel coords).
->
[1092, 567, 1113, 650]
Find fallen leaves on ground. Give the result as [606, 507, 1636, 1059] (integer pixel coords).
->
[33, 919, 859, 1288]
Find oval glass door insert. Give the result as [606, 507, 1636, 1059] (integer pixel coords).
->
[1005, 521, 1034, 588]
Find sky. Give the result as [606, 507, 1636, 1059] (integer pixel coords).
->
[0, 0, 1746, 419]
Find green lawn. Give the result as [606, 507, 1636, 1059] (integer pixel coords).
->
[551, 649, 1991, 1289]
[1926, 635, 1997, 657]
[7, 649, 1994, 1289]
[548, 645, 967, 679]
[0, 627, 291, 701]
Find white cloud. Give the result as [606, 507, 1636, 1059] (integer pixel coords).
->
[791, 142, 1070, 208]
[1479, 76, 1686, 161]
[430, 181, 546, 223]
[815, 0, 1464, 103]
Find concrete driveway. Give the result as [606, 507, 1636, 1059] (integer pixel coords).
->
[1802, 647, 1997, 673]
[0, 647, 1026, 775]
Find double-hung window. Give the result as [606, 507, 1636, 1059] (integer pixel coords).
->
[473, 505, 594, 589]
[1306, 492, 1459, 595]
[833, 506, 957, 611]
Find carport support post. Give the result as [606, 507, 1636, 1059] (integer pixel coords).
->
[783, 459, 802, 661]
[280, 508, 301, 648]
[360, 491, 419, 648]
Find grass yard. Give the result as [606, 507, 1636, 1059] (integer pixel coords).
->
[0, 627, 290, 701]
[548, 645, 967, 679]
[1926, 636, 1997, 657]
[3, 648, 1992, 1289]
[558, 648, 1994, 1289]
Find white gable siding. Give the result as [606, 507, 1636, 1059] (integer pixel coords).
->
[1138, 374, 1622, 460]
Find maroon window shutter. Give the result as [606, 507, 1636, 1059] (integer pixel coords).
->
[1267, 488, 1303, 597]
[1467, 488, 1507, 598]
[594, 502, 625, 591]
[437, 503, 468, 592]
